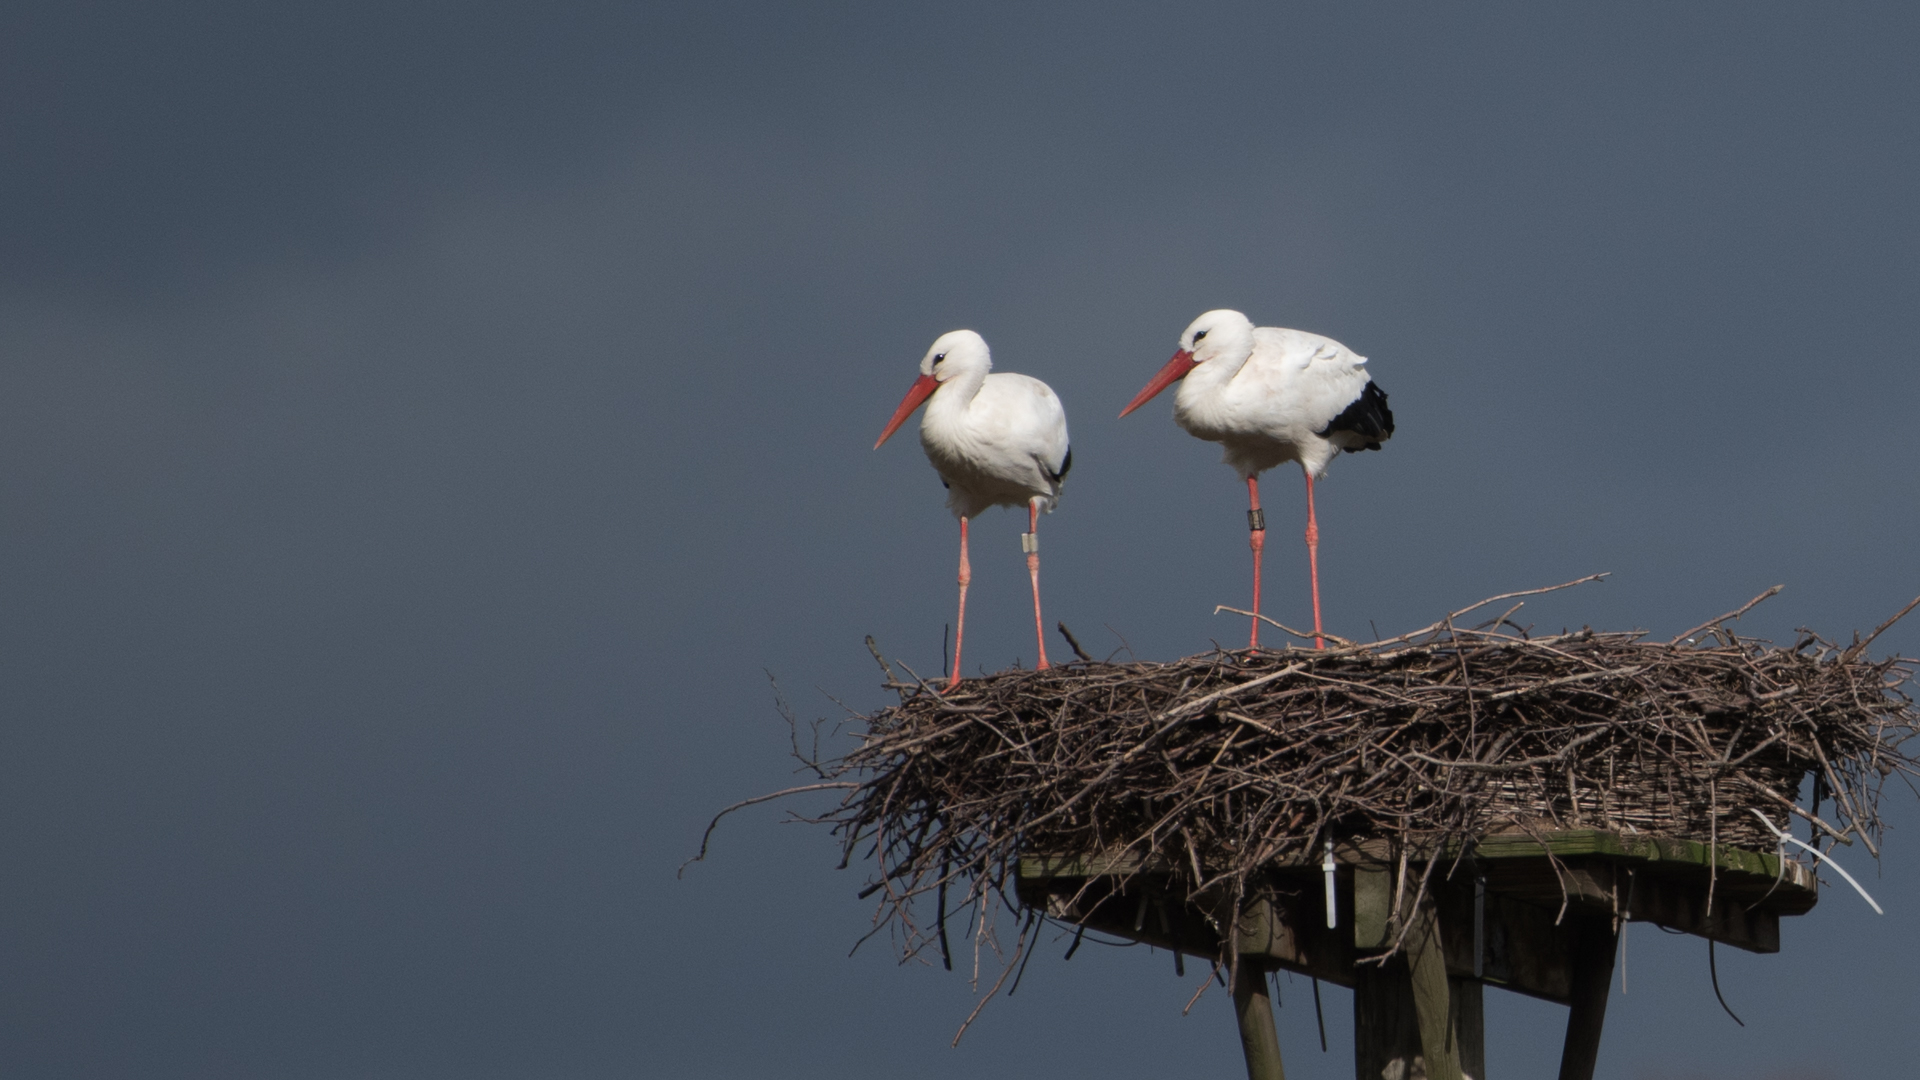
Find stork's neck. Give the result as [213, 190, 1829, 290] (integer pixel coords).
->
[925, 363, 989, 421]
[1177, 341, 1254, 405]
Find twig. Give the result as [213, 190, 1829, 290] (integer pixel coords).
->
[1754, 787, 1854, 847]
[951, 919, 1029, 1046]
[1844, 592, 1920, 662]
[1057, 622, 1094, 663]
[678, 782, 860, 876]
[1668, 585, 1784, 646]
[1182, 959, 1223, 1015]
[866, 636, 903, 699]
[1488, 667, 1644, 700]
[1425, 573, 1610, 632]
[1215, 606, 1358, 648]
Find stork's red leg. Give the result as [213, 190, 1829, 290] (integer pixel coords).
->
[1025, 501, 1050, 670]
[1304, 472, 1324, 650]
[1247, 475, 1266, 651]
[949, 516, 971, 690]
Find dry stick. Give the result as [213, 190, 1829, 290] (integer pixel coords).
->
[1391, 846, 1410, 931]
[1667, 585, 1785, 647]
[950, 918, 1029, 1046]
[1809, 734, 1878, 856]
[1421, 573, 1611, 634]
[1405, 726, 1612, 772]
[678, 782, 861, 875]
[1180, 824, 1207, 886]
[1488, 667, 1645, 700]
[1843, 592, 1920, 662]
[1454, 618, 1481, 768]
[1373, 845, 1445, 963]
[1224, 710, 1285, 737]
[1183, 959, 1225, 1014]
[1496, 598, 1531, 627]
[1716, 730, 1787, 772]
[1057, 622, 1094, 663]
[893, 660, 956, 703]
[866, 636, 905, 700]
[1755, 785, 1854, 846]
[1004, 912, 1043, 996]
[1216, 606, 1359, 648]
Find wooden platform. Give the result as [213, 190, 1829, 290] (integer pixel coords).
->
[1016, 829, 1817, 1079]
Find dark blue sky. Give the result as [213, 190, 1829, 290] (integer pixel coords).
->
[3, 4, 1917, 1077]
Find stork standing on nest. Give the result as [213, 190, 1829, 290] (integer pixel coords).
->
[1120, 309, 1392, 650]
[875, 330, 1071, 689]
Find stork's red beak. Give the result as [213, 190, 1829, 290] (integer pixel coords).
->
[874, 373, 940, 448]
[1118, 349, 1197, 417]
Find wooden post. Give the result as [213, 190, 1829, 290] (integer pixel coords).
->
[1354, 961, 1486, 1080]
[1449, 976, 1486, 1080]
[1353, 957, 1421, 1080]
[1405, 897, 1465, 1080]
[1232, 960, 1287, 1080]
[1354, 874, 1486, 1080]
[1557, 911, 1618, 1080]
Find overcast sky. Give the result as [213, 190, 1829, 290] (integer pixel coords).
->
[3, 4, 1918, 1078]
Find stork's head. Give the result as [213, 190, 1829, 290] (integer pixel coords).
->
[920, 329, 991, 380]
[1120, 309, 1254, 417]
[876, 330, 992, 449]
[1180, 309, 1255, 364]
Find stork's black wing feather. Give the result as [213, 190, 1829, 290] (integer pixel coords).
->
[1318, 381, 1394, 450]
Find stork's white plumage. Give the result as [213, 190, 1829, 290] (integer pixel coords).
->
[875, 330, 1071, 688]
[1120, 309, 1392, 649]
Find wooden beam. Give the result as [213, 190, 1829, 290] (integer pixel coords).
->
[1231, 962, 1286, 1080]
[1023, 829, 1813, 887]
[1231, 891, 1356, 987]
[1353, 958, 1423, 1080]
[1352, 960, 1487, 1080]
[1435, 875, 1573, 1004]
[1406, 896, 1464, 1080]
[1557, 911, 1618, 1080]
[1353, 867, 1391, 950]
[1450, 977, 1486, 1080]
[1477, 859, 1784, 953]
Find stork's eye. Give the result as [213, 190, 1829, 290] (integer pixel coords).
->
[1193, 330, 1209, 343]
[934, 352, 947, 362]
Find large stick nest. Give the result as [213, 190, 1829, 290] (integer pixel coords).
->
[697, 582, 1920, 1017]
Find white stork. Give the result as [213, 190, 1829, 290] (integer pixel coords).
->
[1119, 309, 1392, 649]
[875, 330, 1071, 689]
